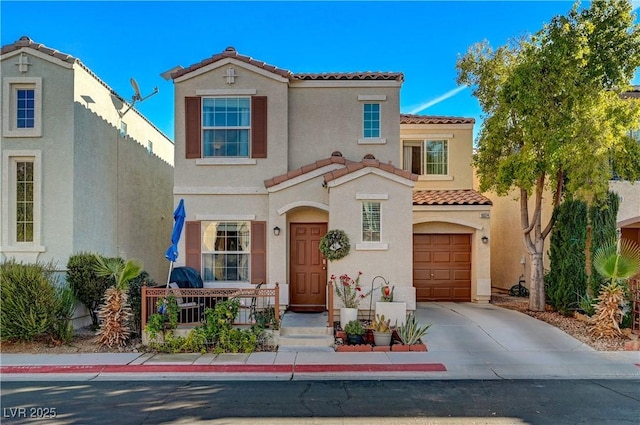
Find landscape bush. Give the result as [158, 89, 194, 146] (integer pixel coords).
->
[66, 252, 115, 329]
[0, 260, 67, 341]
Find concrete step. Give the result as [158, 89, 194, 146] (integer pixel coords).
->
[278, 334, 335, 347]
[279, 326, 334, 336]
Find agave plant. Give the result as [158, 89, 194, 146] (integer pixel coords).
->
[590, 238, 640, 338]
[94, 256, 143, 347]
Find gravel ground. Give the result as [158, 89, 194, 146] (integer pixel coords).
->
[491, 294, 634, 351]
[1, 298, 636, 353]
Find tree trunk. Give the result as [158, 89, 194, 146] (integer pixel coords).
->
[529, 251, 546, 311]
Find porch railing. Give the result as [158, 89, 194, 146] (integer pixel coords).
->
[631, 278, 639, 334]
[141, 283, 279, 331]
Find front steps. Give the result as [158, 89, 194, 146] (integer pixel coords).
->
[277, 311, 335, 352]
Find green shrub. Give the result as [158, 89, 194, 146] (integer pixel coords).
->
[588, 191, 620, 296]
[547, 198, 588, 315]
[127, 271, 156, 336]
[53, 284, 76, 343]
[0, 260, 60, 341]
[66, 252, 114, 329]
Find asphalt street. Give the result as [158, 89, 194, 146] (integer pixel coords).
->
[1, 379, 638, 425]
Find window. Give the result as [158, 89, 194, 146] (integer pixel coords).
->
[363, 103, 380, 138]
[402, 139, 449, 175]
[362, 202, 381, 242]
[201, 221, 250, 281]
[16, 89, 35, 128]
[2, 77, 42, 137]
[147, 140, 153, 155]
[120, 121, 127, 138]
[16, 161, 34, 242]
[202, 97, 250, 157]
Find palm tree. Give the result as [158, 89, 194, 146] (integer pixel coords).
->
[590, 238, 640, 338]
[94, 256, 143, 347]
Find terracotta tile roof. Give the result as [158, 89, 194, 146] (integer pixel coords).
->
[400, 114, 475, 125]
[323, 158, 417, 183]
[413, 190, 492, 206]
[172, 46, 293, 79]
[293, 72, 404, 82]
[1, 36, 76, 63]
[621, 86, 640, 99]
[264, 154, 417, 188]
[264, 155, 350, 188]
[171, 47, 403, 82]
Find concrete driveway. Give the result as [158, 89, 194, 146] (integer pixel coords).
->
[412, 302, 639, 379]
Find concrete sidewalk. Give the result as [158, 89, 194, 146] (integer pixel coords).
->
[1, 303, 639, 381]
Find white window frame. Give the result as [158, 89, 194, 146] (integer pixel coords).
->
[2, 77, 42, 137]
[402, 139, 451, 178]
[361, 201, 381, 243]
[1, 150, 44, 252]
[202, 96, 251, 158]
[201, 221, 251, 283]
[362, 103, 381, 139]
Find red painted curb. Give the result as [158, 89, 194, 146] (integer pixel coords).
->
[0, 363, 446, 374]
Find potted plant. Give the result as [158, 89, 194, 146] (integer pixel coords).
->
[370, 313, 392, 346]
[375, 280, 407, 327]
[395, 313, 430, 348]
[343, 319, 365, 345]
[331, 272, 375, 327]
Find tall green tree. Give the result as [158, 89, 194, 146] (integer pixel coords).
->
[457, 0, 640, 311]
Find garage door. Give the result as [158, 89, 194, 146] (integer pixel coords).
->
[413, 234, 471, 302]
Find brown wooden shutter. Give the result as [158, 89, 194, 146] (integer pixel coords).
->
[251, 221, 267, 284]
[251, 96, 267, 158]
[185, 97, 201, 159]
[185, 221, 201, 272]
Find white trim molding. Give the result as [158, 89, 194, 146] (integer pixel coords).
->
[196, 214, 256, 221]
[196, 158, 257, 166]
[196, 89, 257, 96]
[2, 77, 42, 137]
[356, 193, 389, 200]
[358, 95, 387, 101]
[355, 242, 389, 251]
[277, 201, 329, 216]
[357, 138, 387, 145]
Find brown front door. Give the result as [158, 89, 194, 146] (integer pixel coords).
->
[413, 234, 471, 302]
[289, 223, 327, 312]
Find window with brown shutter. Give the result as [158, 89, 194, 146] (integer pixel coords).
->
[185, 97, 201, 158]
[251, 96, 267, 158]
[251, 221, 267, 284]
[185, 221, 202, 271]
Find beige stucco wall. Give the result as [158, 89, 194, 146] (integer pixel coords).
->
[413, 206, 492, 302]
[288, 82, 402, 169]
[173, 59, 289, 192]
[326, 171, 416, 310]
[1, 48, 174, 283]
[610, 181, 640, 224]
[401, 123, 475, 191]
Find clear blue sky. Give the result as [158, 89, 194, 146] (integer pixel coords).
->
[2, 1, 639, 140]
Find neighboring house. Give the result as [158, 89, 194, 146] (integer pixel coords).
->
[167, 47, 492, 316]
[486, 86, 640, 291]
[1, 37, 174, 297]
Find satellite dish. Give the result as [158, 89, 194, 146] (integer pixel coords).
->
[130, 78, 142, 101]
[120, 77, 159, 117]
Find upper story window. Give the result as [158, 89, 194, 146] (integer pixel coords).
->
[2, 77, 42, 137]
[16, 89, 35, 128]
[202, 97, 250, 157]
[363, 103, 380, 138]
[402, 139, 449, 175]
[201, 221, 250, 282]
[362, 201, 381, 242]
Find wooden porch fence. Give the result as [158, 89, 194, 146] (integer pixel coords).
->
[141, 283, 279, 331]
[631, 278, 639, 334]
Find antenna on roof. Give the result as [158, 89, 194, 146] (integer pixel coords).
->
[120, 77, 159, 117]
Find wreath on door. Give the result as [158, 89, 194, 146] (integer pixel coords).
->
[319, 229, 351, 261]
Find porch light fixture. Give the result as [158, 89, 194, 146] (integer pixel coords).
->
[273, 226, 281, 236]
[481, 236, 489, 244]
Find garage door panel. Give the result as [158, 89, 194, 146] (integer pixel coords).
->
[413, 234, 471, 302]
[433, 252, 451, 263]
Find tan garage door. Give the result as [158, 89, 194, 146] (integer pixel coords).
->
[413, 234, 471, 302]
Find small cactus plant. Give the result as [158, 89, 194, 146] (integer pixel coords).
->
[371, 314, 391, 333]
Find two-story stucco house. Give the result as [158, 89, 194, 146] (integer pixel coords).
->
[1, 37, 174, 291]
[168, 47, 492, 317]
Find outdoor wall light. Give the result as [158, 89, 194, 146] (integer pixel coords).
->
[481, 236, 489, 244]
[273, 226, 281, 236]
